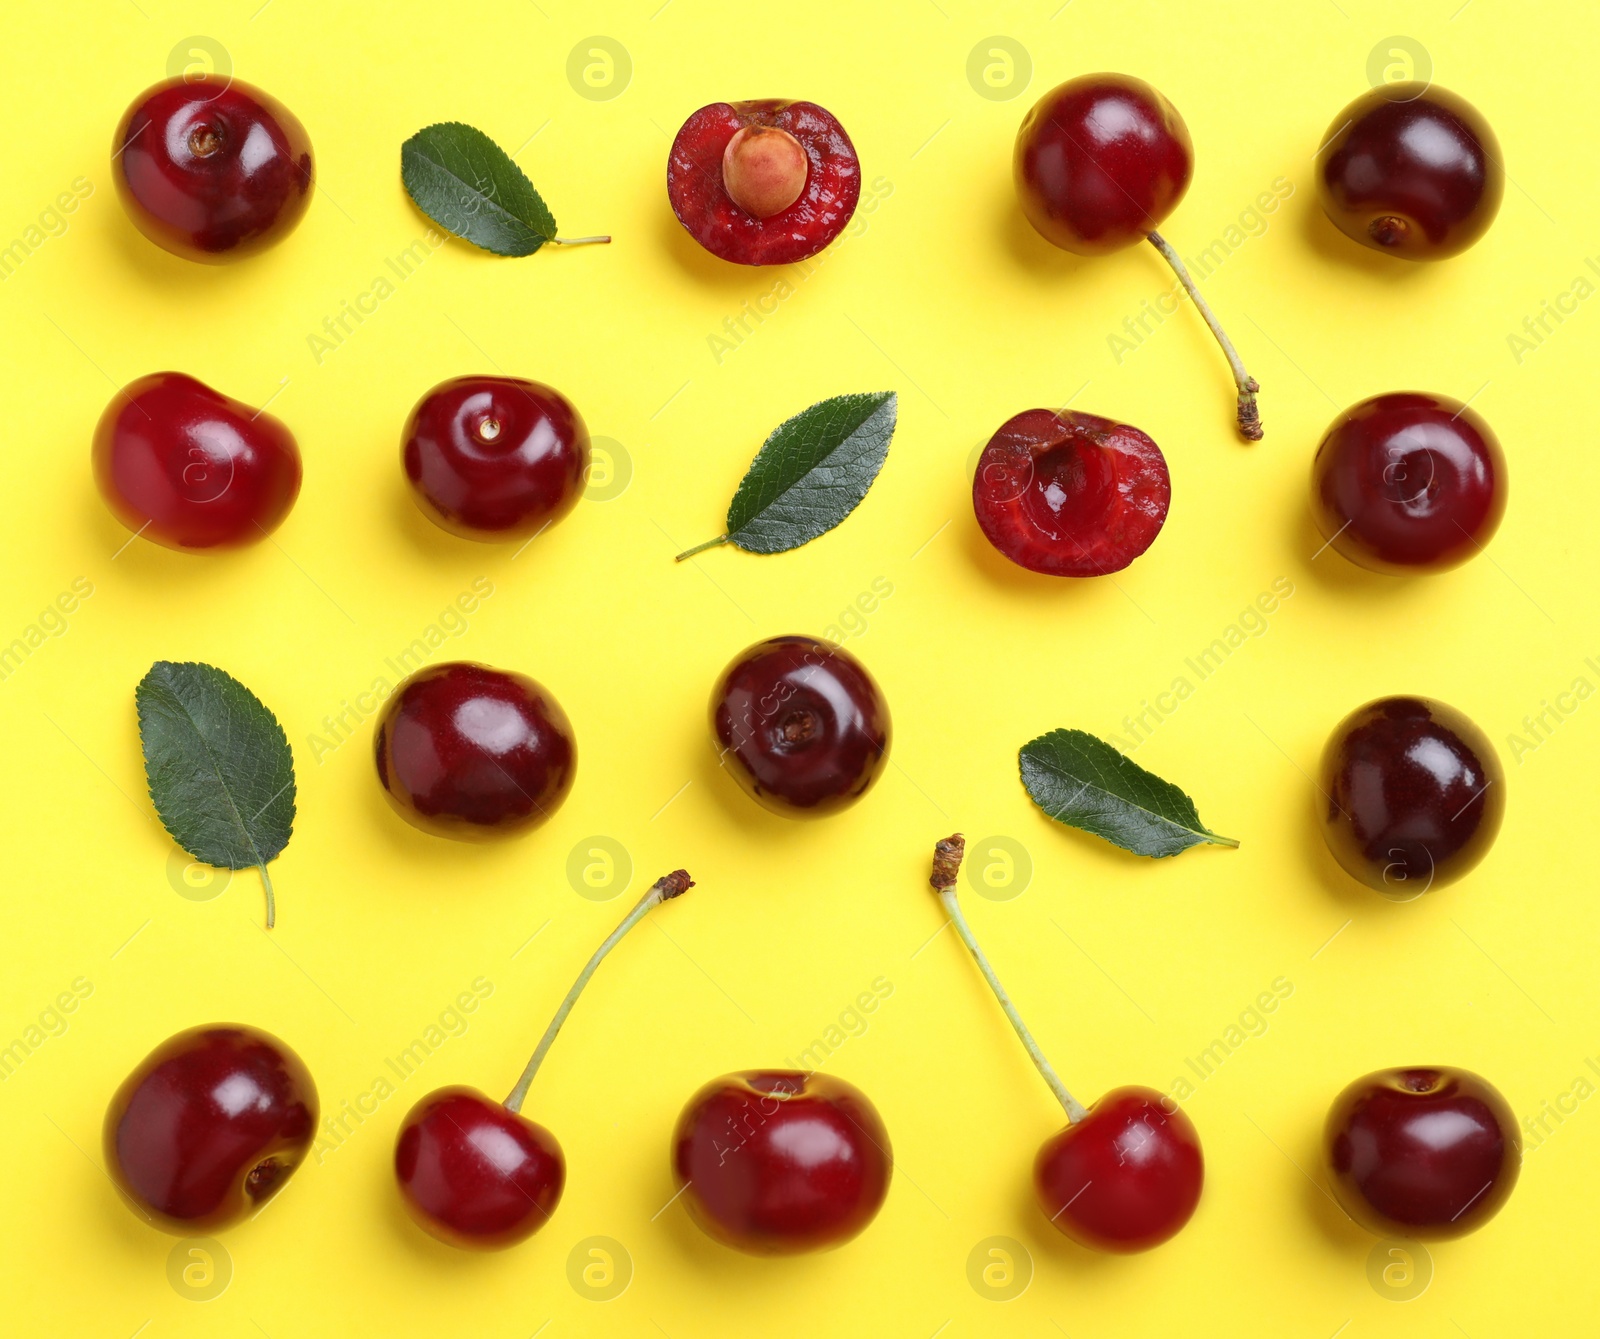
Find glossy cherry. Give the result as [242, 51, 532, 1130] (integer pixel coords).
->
[1311, 392, 1506, 574]
[374, 661, 576, 840]
[928, 835, 1203, 1252]
[113, 75, 314, 262]
[1317, 84, 1503, 260]
[710, 635, 890, 818]
[672, 1070, 892, 1254]
[1319, 696, 1504, 897]
[396, 871, 691, 1249]
[92, 372, 302, 551]
[1325, 1066, 1519, 1238]
[973, 409, 1170, 576]
[104, 1024, 317, 1233]
[668, 100, 860, 265]
[1014, 73, 1260, 439]
[402, 376, 589, 542]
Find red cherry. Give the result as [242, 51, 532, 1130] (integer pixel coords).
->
[973, 409, 1170, 576]
[1319, 696, 1504, 897]
[668, 100, 860, 266]
[104, 1024, 317, 1233]
[402, 376, 590, 542]
[672, 1070, 892, 1254]
[1317, 84, 1503, 260]
[395, 871, 692, 1250]
[113, 75, 313, 262]
[1013, 74, 1261, 440]
[92, 372, 302, 552]
[710, 635, 890, 817]
[1034, 1086, 1203, 1252]
[927, 835, 1204, 1254]
[1311, 392, 1507, 574]
[395, 1087, 564, 1249]
[1325, 1066, 1520, 1238]
[374, 661, 576, 840]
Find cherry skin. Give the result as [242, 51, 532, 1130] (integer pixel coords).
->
[710, 635, 890, 818]
[92, 372, 302, 552]
[113, 75, 314, 262]
[673, 1071, 892, 1254]
[1325, 1066, 1519, 1239]
[395, 1086, 564, 1249]
[974, 409, 1171, 576]
[1034, 1086, 1204, 1252]
[1317, 83, 1503, 260]
[1311, 392, 1506, 575]
[668, 100, 860, 265]
[1015, 74, 1192, 254]
[1319, 696, 1504, 897]
[374, 661, 576, 840]
[103, 1024, 317, 1233]
[402, 376, 589, 542]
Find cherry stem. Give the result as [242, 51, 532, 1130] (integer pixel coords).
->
[550, 235, 612, 247]
[503, 868, 693, 1114]
[928, 835, 1087, 1124]
[1145, 231, 1263, 443]
[674, 535, 729, 562]
[258, 864, 275, 931]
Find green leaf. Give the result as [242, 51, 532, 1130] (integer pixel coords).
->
[676, 392, 898, 559]
[136, 662, 297, 928]
[1018, 728, 1238, 858]
[401, 122, 561, 256]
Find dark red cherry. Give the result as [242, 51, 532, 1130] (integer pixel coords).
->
[1325, 1066, 1519, 1238]
[1034, 1086, 1204, 1252]
[402, 376, 589, 542]
[1319, 696, 1504, 896]
[973, 409, 1170, 576]
[104, 1024, 317, 1233]
[395, 1086, 564, 1249]
[673, 1070, 892, 1254]
[374, 661, 576, 840]
[710, 635, 890, 818]
[668, 100, 860, 265]
[1311, 392, 1506, 574]
[92, 372, 302, 551]
[1014, 74, 1192, 254]
[1316, 83, 1503, 260]
[113, 75, 314, 262]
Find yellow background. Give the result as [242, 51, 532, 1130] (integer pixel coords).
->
[0, 1, 1592, 1334]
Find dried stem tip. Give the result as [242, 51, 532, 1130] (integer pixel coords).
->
[929, 834, 966, 892]
[656, 869, 694, 901]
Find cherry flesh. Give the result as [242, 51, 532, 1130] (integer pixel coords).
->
[104, 1024, 317, 1233]
[1035, 1086, 1204, 1252]
[673, 1070, 892, 1254]
[974, 409, 1170, 576]
[668, 100, 860, 266]
[710, 635, 890, 818]
[1311, 391, 1506, 574]
[1319, 696, 1504, 897]
[395, 1087, 564, 1249]
[113, 75, 314, 262]
[1325, 1066, 1519, 1239]
[402, 376, 589, 542]
[374, 661, 576, 840]
[928, 835, 1203, 1254]
[1014, 74, 1260, 440]
[92, 372, 302, 551]
[395, 871, 691, 1250]
[1317, 83, 1503, 260]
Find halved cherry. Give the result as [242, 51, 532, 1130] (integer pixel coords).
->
[973, 409, 1170, 576]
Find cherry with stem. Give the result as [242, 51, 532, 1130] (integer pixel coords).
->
[928, 834, 1203, 1253]
[394, 868, 693, 1250]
